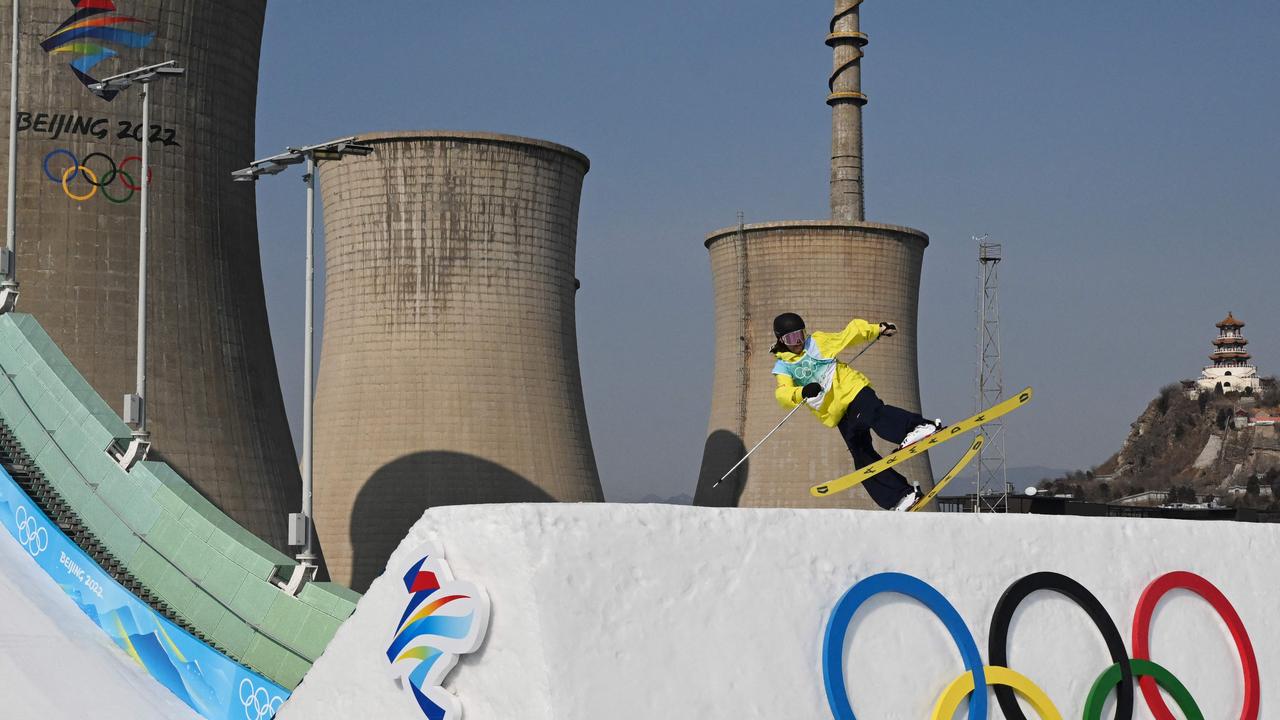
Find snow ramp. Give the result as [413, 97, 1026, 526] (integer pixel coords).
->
[285, 503, 1276, 719]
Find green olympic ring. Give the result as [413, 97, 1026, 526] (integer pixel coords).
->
[1084, 659, 1203, 720]
[100, 170, 135, 204]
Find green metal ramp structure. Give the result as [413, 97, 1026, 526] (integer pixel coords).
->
[0, 312, 358, 691]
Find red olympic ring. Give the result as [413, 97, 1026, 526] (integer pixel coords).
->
[116, 155, 148, 191]
[1132, 571, 1259, 720]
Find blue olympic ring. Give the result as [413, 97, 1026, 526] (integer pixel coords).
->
[823, 572, 987, 720]
[42, 149, 79, 184]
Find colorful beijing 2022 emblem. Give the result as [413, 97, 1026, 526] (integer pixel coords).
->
[40, 0, 157, 100]
[386, 542, 490, 720]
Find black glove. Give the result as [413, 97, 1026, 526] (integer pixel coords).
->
[802, 382, 823, 399]
[879, 322, 897, 337]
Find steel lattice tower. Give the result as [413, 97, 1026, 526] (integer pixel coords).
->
[975, 238, 1007, 512]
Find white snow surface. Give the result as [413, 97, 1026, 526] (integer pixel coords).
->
[0, 528, 200, 719]
[284, 503, 1280, 719]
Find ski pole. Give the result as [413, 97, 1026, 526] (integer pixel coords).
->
[713, 334, 884, 487]
[714, 402, 805, 487]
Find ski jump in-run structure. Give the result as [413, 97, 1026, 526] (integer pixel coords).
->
[1, 0, 302, 552]
[0, 2, 361, 714]
[696, 0, 933, 509]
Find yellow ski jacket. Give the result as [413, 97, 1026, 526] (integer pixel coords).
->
[772, 318, 881, 427]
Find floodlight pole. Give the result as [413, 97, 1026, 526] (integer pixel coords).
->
[231, 137, 370, 581]
[299, 153, 316, 567]
[87, 61, 184, 454]
[133, 81, 150, 440]
[2, 0, 20, 312]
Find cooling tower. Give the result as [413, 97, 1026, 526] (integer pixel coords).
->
[0, 1, 301, 548]
[311, 131, 604, 590]
[695, 0, 933, 509]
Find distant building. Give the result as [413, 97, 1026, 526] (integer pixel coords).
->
[1194, 312, 1264, 396]
[1227, 484, 1273, 497]
[1114, 489, 1170, 506]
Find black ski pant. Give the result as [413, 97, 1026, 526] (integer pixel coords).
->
[836, 386, 928, 509]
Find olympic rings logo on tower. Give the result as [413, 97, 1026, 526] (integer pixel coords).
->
[41, 148, 154, 204]
[822, 570, 1260, 720]
[15, 505, 49, 558]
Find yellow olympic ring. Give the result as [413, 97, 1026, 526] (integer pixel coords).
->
[931, 666, 1062, 720]
[61, 164, 98, 202]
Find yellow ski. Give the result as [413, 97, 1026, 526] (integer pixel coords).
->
[810, 387, 1033, 498]
[909, 435, 984, 511]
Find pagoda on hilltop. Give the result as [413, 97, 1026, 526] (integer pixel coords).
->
[1194, 312, 1263, 395]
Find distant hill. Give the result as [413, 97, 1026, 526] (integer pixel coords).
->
[1038, 379, 1280, 507]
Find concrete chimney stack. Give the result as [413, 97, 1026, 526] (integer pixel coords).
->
[828, 0, 868, 221]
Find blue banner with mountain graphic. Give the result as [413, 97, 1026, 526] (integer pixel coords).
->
[0, 465, 290, 719]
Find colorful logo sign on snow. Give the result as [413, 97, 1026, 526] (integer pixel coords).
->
[40, 0, 157, 101]
[387, 542, 490, 720]
[0, 466, 290, 720]
[822, 570, 1260, 720]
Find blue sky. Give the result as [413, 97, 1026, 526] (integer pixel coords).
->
[253, 1, 1280, 501]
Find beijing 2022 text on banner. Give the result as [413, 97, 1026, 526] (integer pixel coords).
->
[0, 466, 290, 720]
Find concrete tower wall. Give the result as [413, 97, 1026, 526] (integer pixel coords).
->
[312, 131, 604, 591]
[0, 1, 300, 549]
[694, 222, 932, 509]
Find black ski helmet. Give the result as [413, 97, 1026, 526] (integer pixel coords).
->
[771, 313, 806, 353]
[773, 312, 805, 337]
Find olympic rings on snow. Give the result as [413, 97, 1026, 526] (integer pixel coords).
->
[1084, 659, 1202, 720]
[821, 570, 1258, 720]
[988, 572, 1134, 720]
[932, 666, 1062, 720]
[822, 572, 987, 720]
[1132, 571, 1259, 720]
[41, 148, 151, 203]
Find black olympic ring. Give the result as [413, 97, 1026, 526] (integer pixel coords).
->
[988, 571, 1135, 720]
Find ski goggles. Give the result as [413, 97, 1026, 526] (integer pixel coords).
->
[779, 329, 805, 346]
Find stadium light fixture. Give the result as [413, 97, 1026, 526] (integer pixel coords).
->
[89, 61, 185, 468]
[231, 137, 374, 585]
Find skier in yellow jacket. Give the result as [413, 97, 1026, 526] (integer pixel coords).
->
[772, 312, 939, 510]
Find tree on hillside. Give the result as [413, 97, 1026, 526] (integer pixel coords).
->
[1262, 378, 1280, 408]
[1266, 468, 1280, 496]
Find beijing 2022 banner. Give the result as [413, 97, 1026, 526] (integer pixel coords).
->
[0, 466, 290, 720]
